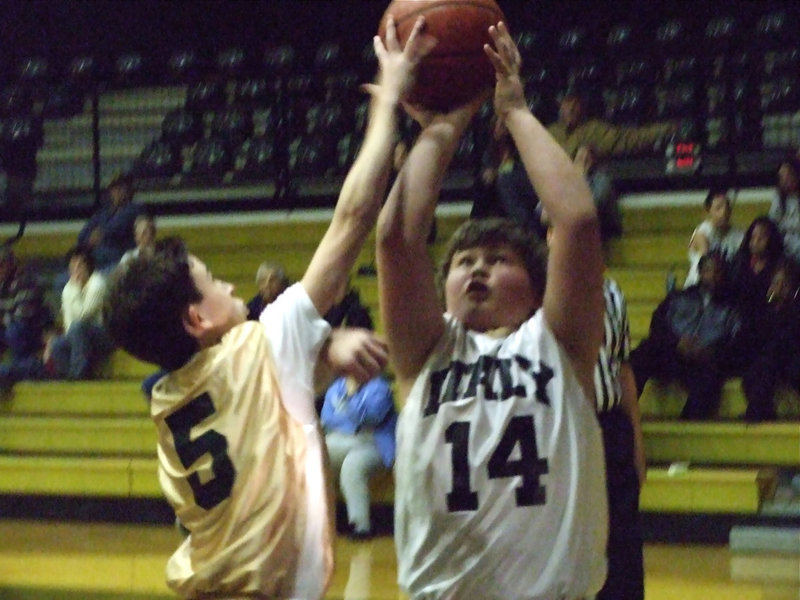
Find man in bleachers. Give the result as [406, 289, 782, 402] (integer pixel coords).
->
[77, 172, 145, 273]
[246, 261, 291, 321]
[45, 245, 114, 380]
[0, 247, 53, 396]
[630, 252, 743, 420]
[547, 85, 676, 159]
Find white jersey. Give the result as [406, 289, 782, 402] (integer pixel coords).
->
[685, 219, 744, 287]
[150, 283, 333, 599]
[394, 310, 608, 600]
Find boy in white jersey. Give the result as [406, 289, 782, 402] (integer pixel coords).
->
[376, 23, 608, 599]
[104, 17, 435, 600]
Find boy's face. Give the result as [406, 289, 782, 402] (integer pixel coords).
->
[707, 195, 731, 229]
[188, 255, 247, 340]
[444, 243, 538, 332]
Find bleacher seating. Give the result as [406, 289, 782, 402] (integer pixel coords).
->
[0, 2, 797, 225]
[2, 198, 799, 538]
[0, 3, 798, 554]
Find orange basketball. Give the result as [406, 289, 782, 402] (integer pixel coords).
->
[378, 0, 506, 111]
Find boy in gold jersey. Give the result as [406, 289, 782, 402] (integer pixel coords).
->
[104, 17, 436, 600]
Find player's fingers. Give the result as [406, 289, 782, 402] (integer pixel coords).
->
[385, 15, 400, 51]
[483, 43, 507, 75]
[404, 16, 437, 62]
[404, 15, 425, 47]
[357, 352, 384, 380]
[359, 83, 381, 96]
[488, 23, 513, 61]
[372, 35, 387, 62]
[365, 344, 389, 371]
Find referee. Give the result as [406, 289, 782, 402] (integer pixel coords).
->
[595, 276, 646, 600]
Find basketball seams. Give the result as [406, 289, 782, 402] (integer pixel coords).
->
[390, 1, 503, 29]
[377, 0, 505, 110]
[381, 0, 504, 38]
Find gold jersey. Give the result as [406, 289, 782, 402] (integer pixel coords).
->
[150, 284, 333, 599]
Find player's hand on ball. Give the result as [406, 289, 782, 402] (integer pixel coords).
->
[484, 22, 526, 119]
[365, 15, 438, 104]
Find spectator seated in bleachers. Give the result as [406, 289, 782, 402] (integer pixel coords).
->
[321, 373, 396, 540]
[768, 155, 800, 264]
[546, 84, 677, 159]
[741, 259, 800, 422]
[0, 247, 53, 396]
[118, 213, 157, 267]
[45, 245, 114, 380]
[471, 115, 544, 238]
[76, 172, 145, 274]
[727, 216, 784, 325]
[684, 188, 744, 288]
[246, 261, 290, 321]
[324, 277, 373, 330]
[574, 143, 622, 245]
[630, 252, 743, 420]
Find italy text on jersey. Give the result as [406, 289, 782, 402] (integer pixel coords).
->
[425, 353, 555, 416]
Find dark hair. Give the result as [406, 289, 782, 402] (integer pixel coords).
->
[104, 236, 202, 371]
[437, 218, 547, 300]
[738, 215, 783, 264]
[66, 244, 95, 273]
[704, 187, 730, 210]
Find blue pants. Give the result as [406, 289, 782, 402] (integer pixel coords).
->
[0, 320, 46, 387]
[49, 320, 114, 379]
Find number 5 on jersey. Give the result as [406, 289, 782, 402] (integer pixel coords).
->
[165, 392, 236, 510]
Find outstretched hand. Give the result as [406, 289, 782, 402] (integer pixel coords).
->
[362, 16, 438, 104]
[484, 22, 527, 119]
[323, 327, 389, 385]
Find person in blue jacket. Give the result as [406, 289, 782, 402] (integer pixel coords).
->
[77, 172, 145, 273]
[321, 374, 397, 539]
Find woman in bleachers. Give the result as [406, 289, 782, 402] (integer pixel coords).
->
[727, 216, 784, 323]
[118, 213, 157, 267]
[741, 259, 800, 421]
[769, 156, 800, 264]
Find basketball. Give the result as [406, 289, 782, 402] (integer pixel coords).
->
[378, 0, 506, 111]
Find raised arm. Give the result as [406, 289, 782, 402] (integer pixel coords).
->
[301, 17, 436, 318]
[376, 89, 483, 393]
[486, 23, 604, 388]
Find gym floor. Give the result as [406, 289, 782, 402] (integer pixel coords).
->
[0, 520, 796, 600]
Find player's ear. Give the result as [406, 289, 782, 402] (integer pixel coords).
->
[181, 303, 206, 338]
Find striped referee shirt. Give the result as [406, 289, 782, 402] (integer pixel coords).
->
[594, 276, 631, 413]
